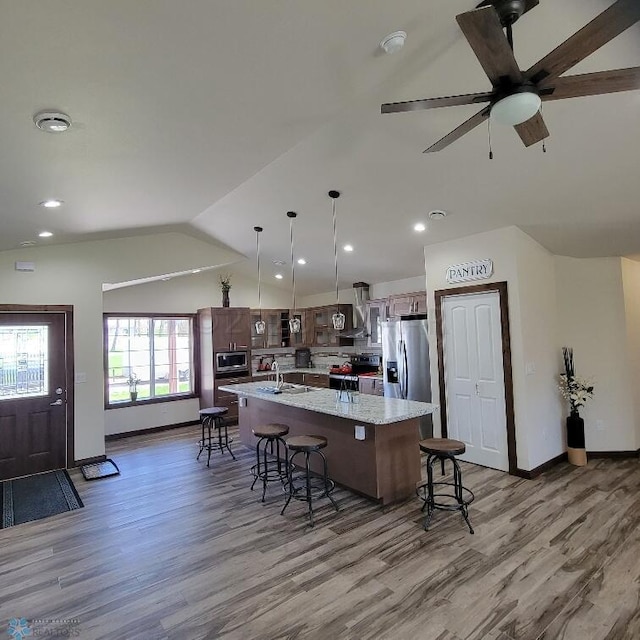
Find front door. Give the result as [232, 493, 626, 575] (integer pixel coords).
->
[441, 291, 509, 471]
[0, 313, 68, 480]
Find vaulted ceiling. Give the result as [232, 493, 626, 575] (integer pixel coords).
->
[2, 0, 639, 294]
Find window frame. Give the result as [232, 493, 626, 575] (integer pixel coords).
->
[103, 312, 199, 409]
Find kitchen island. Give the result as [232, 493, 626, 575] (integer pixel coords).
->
[219, 381, 437, 504]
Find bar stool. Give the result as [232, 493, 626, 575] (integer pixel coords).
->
[281, 435, 339, 527]
[416, 438, 475, 534]
[196, 407, 235, 467]
[250, 423, 289, 502]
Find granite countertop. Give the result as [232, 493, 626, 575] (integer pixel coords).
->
[252, 368, 331, 377]
[219, 381, 437, 425]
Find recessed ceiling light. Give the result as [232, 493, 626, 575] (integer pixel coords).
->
[297, 258, 307, 265]
[380, 31, 407, 55]
[33, 111, 72, 133]
[38, 231, 53, 238]
[20, 240, 36, 247]
[192, 269, 201, 274]
[40, 199, 63, 208]
[275, 273, 283, 279]
[428, 210, 448, 220]
[343, 244, 354, 252]
[413, 222, 426, 232]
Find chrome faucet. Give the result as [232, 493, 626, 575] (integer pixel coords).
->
[271, 360, 283, 390]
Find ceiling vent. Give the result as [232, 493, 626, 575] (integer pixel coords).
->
[33, 111, 72, 133]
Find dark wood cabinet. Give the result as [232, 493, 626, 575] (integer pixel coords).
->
[282, 372, 305, 385]
[307, 304, 353, 347]
[250, 308, 307, 349]
[210, 308, 250, 352]
[197, 307, 251, 417]
[387, 292, 426, 318]
[304, 372, 329, 388]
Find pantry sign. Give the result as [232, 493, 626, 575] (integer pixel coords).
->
[446, 259, 493, 284]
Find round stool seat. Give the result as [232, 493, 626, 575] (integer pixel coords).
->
[285, 435, 327, 452]
[252, 423, 290, 438]
[199, 406, 229, 418]
[419, 437, 466, 457]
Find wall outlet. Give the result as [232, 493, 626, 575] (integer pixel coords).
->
[595, 419, 605, 431]
[239, 397, 247, 407]
[354, 425, 366, 440]
[525, 362, 536, 375]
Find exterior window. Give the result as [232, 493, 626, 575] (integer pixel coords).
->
[104, 315, 195, 406]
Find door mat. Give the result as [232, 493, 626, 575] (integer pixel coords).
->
[80, 458, 120, 481]
[1, 469, 84, 529]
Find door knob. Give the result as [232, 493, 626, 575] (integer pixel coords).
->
[50, 399, 63, 406]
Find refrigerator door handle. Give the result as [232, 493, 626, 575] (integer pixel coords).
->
[402, 340, 409, 399]
[397, 340, 404, 398]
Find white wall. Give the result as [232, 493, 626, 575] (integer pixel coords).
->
[424, 226, 563, 471]
[622, 258, 640, 450]
[0, 232, 243, 459]
[555, 256, 636, 451]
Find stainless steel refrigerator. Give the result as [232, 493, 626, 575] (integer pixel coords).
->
[382, 316, 433, 439]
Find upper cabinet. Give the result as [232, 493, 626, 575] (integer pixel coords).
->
[209, 307, 251, 352]
[387, 291, 427, 318]
[366, 299, 388, 348]
[250, 309, 308, 349]
[307, 304, 353, 347]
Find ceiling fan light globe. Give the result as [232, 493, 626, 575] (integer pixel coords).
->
[491, 92, 541, 126]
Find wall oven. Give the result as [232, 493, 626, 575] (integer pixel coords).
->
[215, 350, 249, 376]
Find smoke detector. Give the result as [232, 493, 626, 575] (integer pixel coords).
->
[380, 31, 407, 55]
[428, 210, 448, 220]
[33, 111, 72, 133]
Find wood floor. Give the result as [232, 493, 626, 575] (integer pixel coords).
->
[1, 426, 639, 640]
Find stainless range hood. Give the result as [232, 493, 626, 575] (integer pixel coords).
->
[340, 282, 370, 339]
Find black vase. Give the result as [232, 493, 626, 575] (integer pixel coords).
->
[222, 289, 230, 308]
[566, 411, 587, 466]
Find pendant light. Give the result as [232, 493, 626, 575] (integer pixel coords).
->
[254, 226, 266, 335]
[287, 211, 301, 334]
[329, 190, 345, 331]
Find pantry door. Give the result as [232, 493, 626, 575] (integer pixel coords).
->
[0, 309, 73, 481]
[436, 283, 516, 473]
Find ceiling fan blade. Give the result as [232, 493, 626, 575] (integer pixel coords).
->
[526, 0, 640, 86]
[541, 67, 640, 101]
[513, 111, 549, 147]
[456, 6, 522, 86]
[382, 91, 493, 114]
[423, 107, 490, 153]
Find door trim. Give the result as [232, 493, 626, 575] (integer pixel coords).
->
[0, 304, 74, 469]
[434, 282, 517, 475]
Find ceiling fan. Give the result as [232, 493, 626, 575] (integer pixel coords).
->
[381, 0, 640, 152]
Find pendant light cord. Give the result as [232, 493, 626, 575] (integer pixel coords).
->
[288, 214, 297, 311]
[331, 195, 340, 313]
[255, 227, 263, 320]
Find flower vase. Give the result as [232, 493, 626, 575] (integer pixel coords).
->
[130, 391, 138, 402]
[566, 411, 587, 466]
[222, 289, 230, 308]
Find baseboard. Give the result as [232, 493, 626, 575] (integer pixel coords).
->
[515, 452, 568, 479]
[587, 449, 640, 459]
[74, 454, 107, 467]
[105, 419, 200, 441]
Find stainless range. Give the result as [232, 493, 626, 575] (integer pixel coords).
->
[328, 355, 381, 391]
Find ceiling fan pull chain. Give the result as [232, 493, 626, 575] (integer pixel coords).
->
[541, 105, 547, 153]
[488, 116, 493, 160]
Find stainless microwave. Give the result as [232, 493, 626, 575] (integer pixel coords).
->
[215, 350, 249, 374]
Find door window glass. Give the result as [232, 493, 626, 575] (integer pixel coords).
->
[0, 325, 48, 399]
